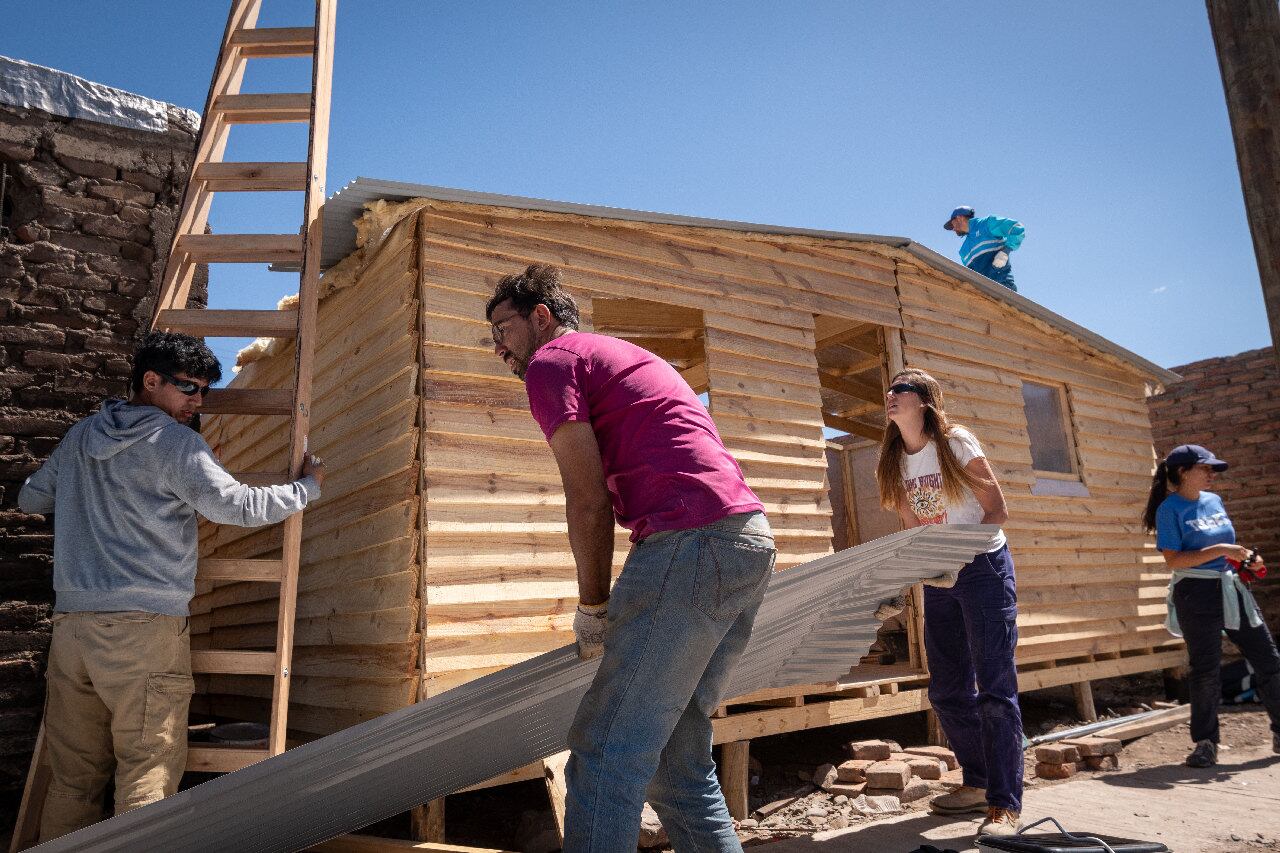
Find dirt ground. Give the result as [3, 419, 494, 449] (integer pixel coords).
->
[753, 705, 1280, 853]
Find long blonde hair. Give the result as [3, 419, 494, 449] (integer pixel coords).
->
[875, 369, 991, 513]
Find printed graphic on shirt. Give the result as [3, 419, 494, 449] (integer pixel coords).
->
[905, 472, 947, 525]
[1185, 512, 1229, 533]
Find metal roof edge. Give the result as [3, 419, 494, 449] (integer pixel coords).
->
[322, 177, 1178, 385]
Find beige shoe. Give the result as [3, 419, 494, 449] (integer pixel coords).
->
[929, 784, 987, 815]
[978, 807, 1022, 837]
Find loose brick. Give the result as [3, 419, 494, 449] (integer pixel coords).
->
[1034, 744, 1081, 764]
[812, 762, 838, 789]
[847, 740, 893, 761]
[1083, 754, 1120, 771]
[1035, 761, 1079, 780]
[836, 759, 874, 783]
[864, 760, 910, 790]
[825, 782, 866, 798]
[905, 757, 944, 780]
[903, 746, 960, 771]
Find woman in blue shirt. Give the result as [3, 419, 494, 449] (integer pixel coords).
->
[1142, 444, 1280, 768]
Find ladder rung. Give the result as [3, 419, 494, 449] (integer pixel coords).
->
[202, 388, 294, 416]
[190, 650, 276, 675]
[212, 92, 312, 124]
[186, 745, 270, 774]
[231, 26, 316, 58]
[231, 472, 287, 486]
[177, 233, 304, 264]
[194, 161, 309, 192]
[156, 308, 299, 338]
[196, 558, 285, 582]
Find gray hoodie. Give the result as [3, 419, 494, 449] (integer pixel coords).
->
[18, 399, 319, 616]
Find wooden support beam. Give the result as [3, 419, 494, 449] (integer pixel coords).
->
[542, 750, 570, 844]
[818, 371, 884, 406]
[201, 388, 294, 416]
[190, 650, 275, 675]
[196, 558, 284, 583]
[815, 320, 875, 351]
[719, 741, 750, 821]
[185, 745, 268, 773]
[409, 799, 446, 844]
[681, 362, 710, 395]
[156, 308, 299, 338]
[176, 233, 305, 264]
[1072, 680, 1098, 723]
[1206, 0, 1280, 371]
[822, 412, 884, 442]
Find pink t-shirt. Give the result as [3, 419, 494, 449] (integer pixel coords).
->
[524, 332, 764, 542]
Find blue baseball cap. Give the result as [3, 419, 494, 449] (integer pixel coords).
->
[1165, 444, 1228, 471]
[943, 206, 976, 230]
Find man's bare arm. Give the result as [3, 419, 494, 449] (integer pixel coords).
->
[547, 421, 615, 605]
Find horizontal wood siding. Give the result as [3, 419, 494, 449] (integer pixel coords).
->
[889, 259, 1175, 665]
[415, 202, 910, 695]
[191, 214, 423, 736]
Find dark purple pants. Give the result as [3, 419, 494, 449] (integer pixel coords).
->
[924, 544, 1024, 812]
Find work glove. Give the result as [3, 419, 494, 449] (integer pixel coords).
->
[991, 250, 1009, 269]
[921, 572, 957, 589]
[573, 601, 608, 660]
[874, 595, 906, 621]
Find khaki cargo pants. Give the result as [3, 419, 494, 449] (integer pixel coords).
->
[38, 611, 193, 843]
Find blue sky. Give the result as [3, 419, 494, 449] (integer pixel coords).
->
[6, 2, 1269, 377]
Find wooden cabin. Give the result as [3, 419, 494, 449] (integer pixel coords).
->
[192, 182, 1183, 776]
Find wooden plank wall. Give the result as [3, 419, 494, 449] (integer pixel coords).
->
[190, 213, 423, 737]
[886, 258, 1176, 665]
[414, 201, 904, 697]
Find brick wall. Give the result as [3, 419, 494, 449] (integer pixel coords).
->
[0, 99, 201, 821]
[1147, 347, 1280, 627]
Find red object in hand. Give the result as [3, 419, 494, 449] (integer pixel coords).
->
[1227, 550, 1267, 584]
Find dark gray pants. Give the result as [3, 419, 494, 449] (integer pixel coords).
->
[1173, 577, 1280, 744]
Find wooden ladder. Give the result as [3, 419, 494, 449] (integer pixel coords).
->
[9, 2, 336, 848]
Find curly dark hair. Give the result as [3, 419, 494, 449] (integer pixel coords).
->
[485, 263, 580, 330]
[131, 331, 222, 394]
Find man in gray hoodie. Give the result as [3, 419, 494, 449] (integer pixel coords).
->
[18, 331, 324, 841]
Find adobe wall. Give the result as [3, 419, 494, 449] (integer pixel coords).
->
[1147, 347, 1280, 628]
[0, 97, 202, 815]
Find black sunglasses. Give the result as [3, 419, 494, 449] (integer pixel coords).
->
[157, 371, 211, 397]
[888, 382, 926, 396]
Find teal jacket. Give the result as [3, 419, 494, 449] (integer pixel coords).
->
[959, 215, 1025, 268]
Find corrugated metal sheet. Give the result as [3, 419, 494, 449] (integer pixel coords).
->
[39, 525, 1001, 853]
[319, 177, 1177, 384]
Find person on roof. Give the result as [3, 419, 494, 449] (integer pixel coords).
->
[18, 331, 325, 842]
[944, 205, 1024, 291]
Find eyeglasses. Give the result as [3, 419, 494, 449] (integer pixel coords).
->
[490, 313, 525, 345]
[157, 371, 211, 398]
[888, 382, 926, 396]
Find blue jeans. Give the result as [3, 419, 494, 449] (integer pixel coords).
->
[563, 511, 775, 853]
[924, 544, 1024, 812]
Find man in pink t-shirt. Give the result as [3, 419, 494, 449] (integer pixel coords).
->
[488, 264, 775, 852]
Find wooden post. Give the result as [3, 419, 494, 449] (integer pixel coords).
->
[719, 740, 751, 820]
[1206, 0, 1280, 370]
[409, 799, 445, 843]
[541, 750, 571, 844]
[1072, 680, 1098, 723]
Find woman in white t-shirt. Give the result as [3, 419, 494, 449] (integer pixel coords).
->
[875, 369, 1023, 839]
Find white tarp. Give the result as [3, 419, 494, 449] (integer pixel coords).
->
[0, 55, 198, 133]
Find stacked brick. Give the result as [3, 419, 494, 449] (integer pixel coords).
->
[0, 96, 199, 813]
[1033, 736, 1122, 779]
[1147, 348, 1280, 627]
